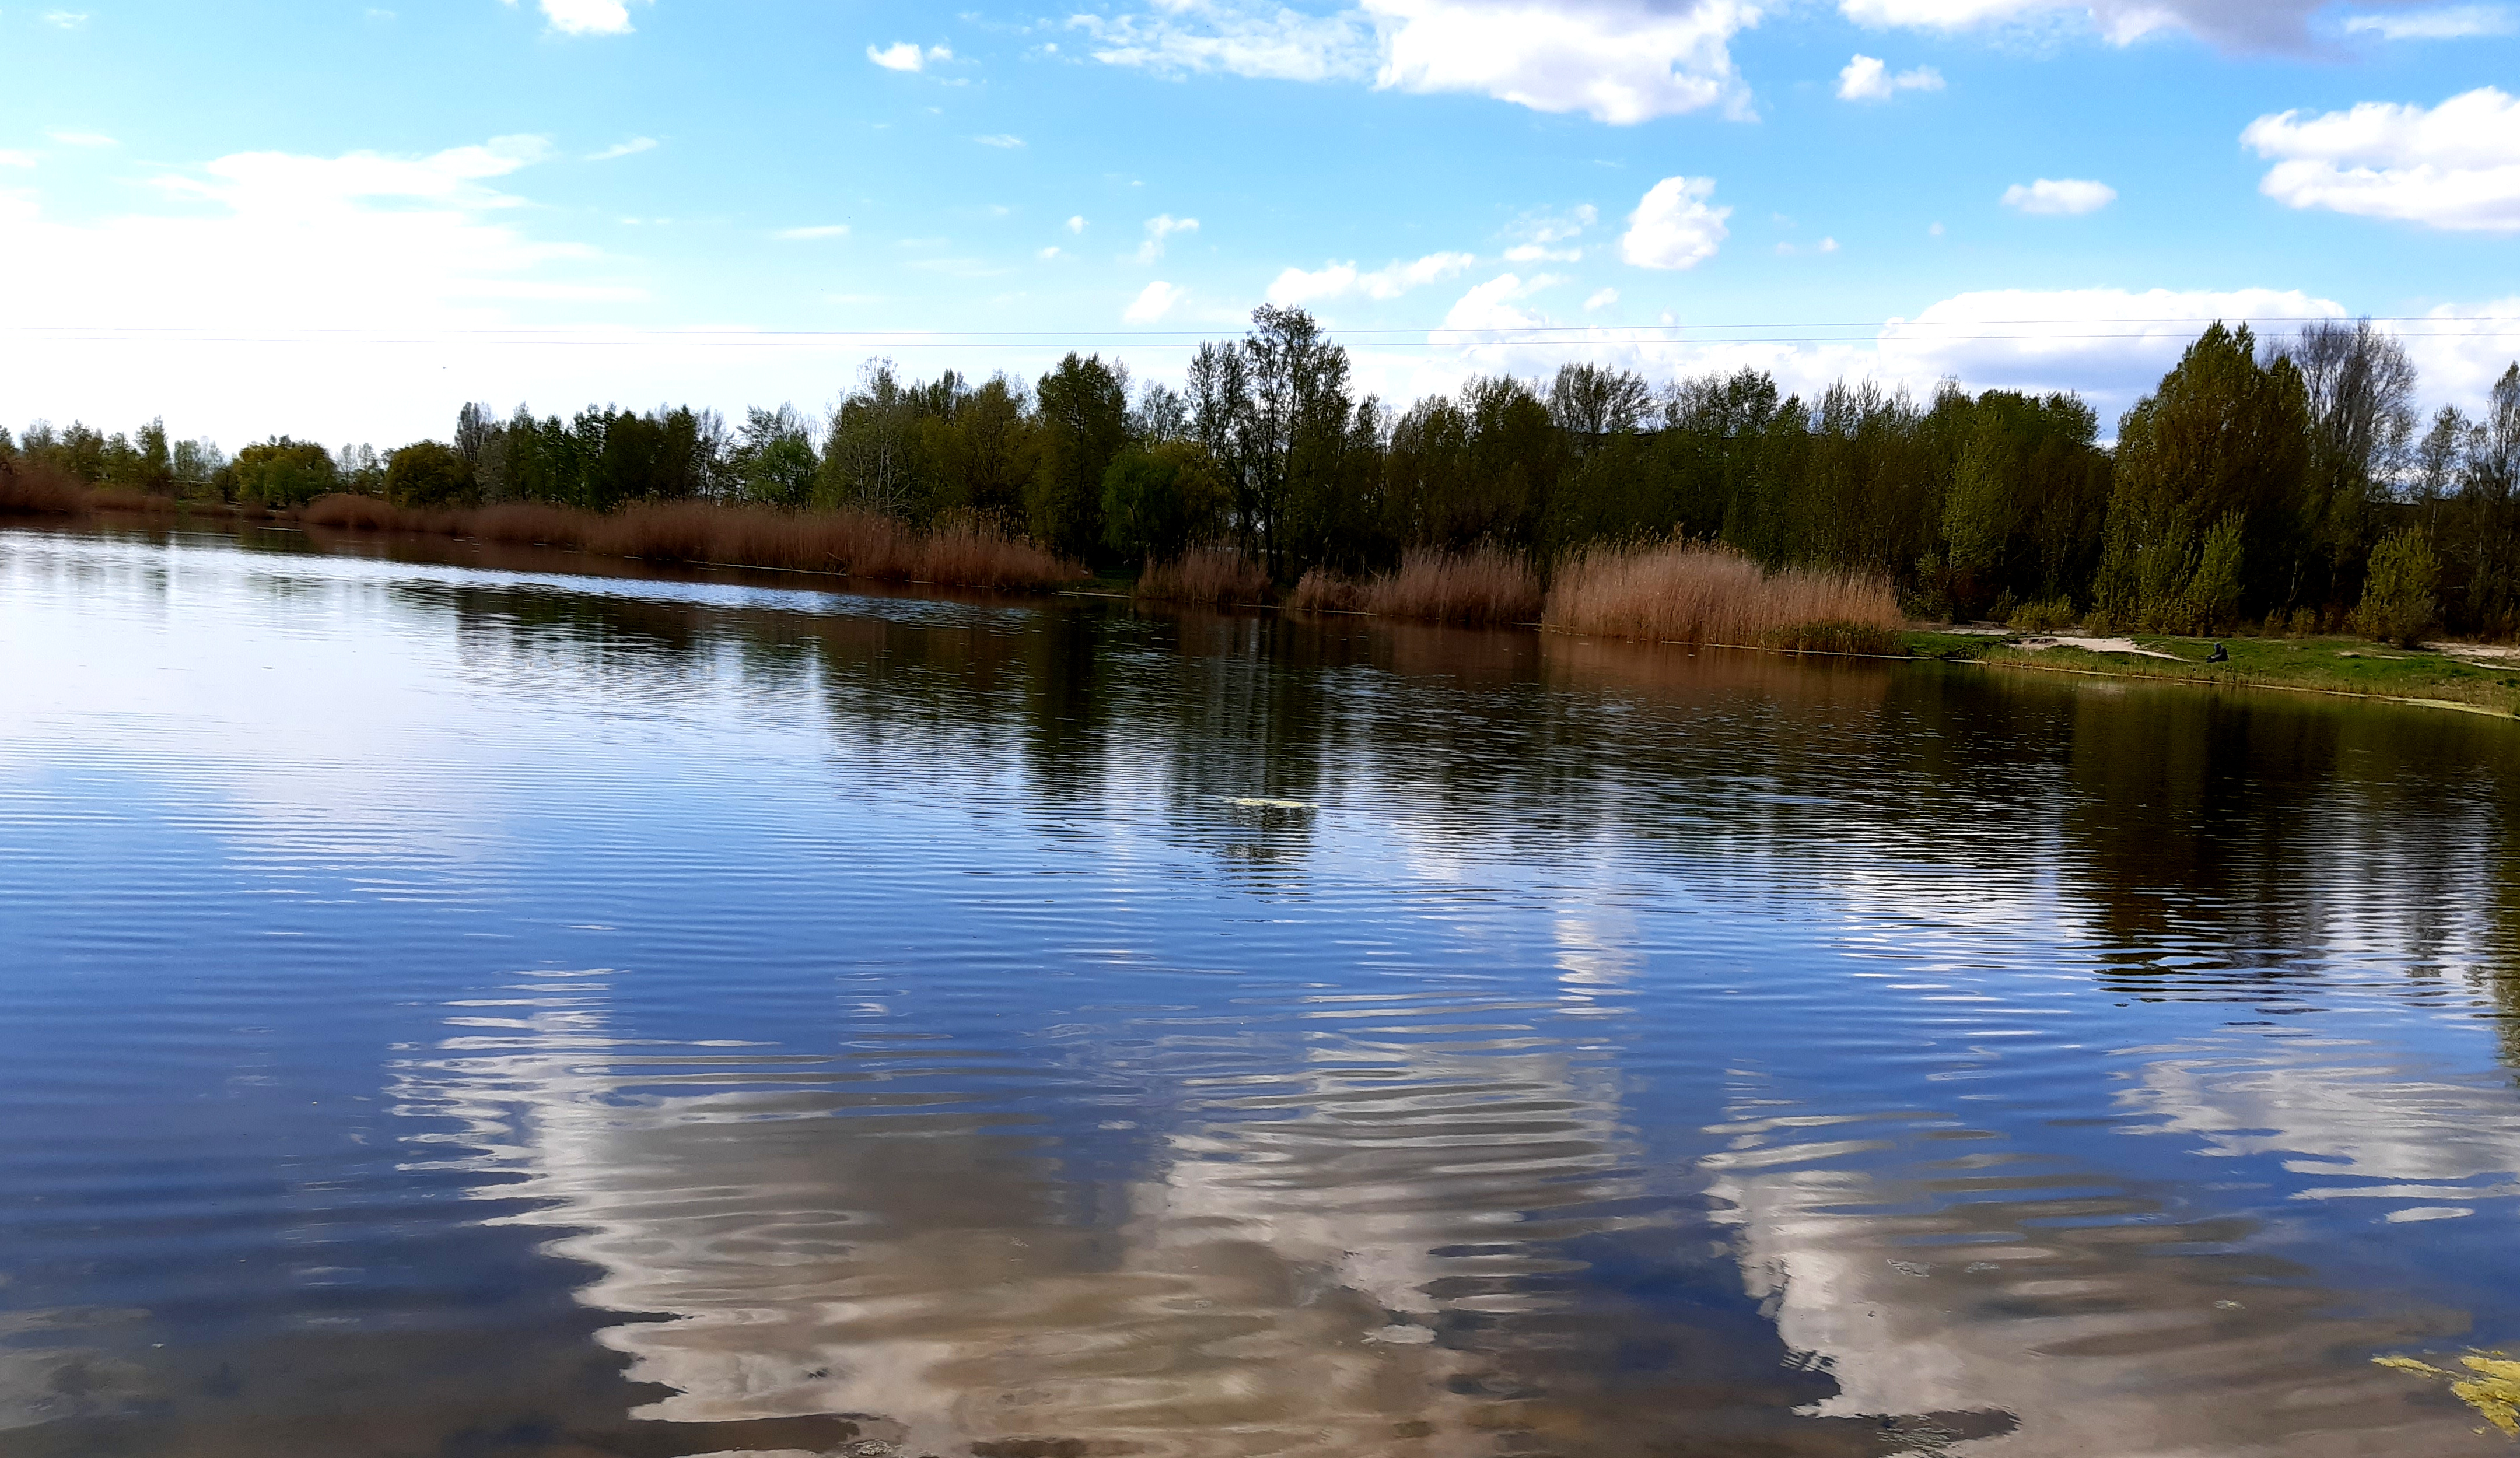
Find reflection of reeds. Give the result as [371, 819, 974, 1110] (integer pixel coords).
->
[295, 495, 1083, 592]
[0, 460, 92, 516]
[1290, 546, 1542, 626]
[1136, 546, 1272, 607]
[1543, 540, 1904, 654]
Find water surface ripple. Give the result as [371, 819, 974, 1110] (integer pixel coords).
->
[3, 524, 2518, 1457]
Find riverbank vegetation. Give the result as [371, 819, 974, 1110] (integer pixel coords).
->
[1544, 541, 1905, 653]
[6, 306, 2517, 663]
[1906, 628, 2520, 716]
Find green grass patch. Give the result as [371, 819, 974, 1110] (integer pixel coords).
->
[1901, 629, 2520, 717]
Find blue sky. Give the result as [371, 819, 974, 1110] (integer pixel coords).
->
[3, 0, 2516, 448]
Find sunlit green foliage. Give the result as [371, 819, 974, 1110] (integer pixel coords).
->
[2355, 527, 2442, 646]
[228, 437, 339, 508]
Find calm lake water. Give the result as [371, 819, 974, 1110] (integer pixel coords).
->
[4, 523, 2520, 1457]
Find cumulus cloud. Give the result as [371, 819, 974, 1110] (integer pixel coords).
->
[1265, 250, 1476, 304]
[41, 10, 87, 27]
[1378, 283, 2364, 432]
[1135, 213, 1199, 262]
[1877, 287, 2344, 401]
[867, 41, 952, 71]
[1839, 0, 2414, 52]
[1583, 286, 1619, 310]
[1125, 279, 1188, 322]
[1075, 0, 1763, 125]
[1836, 54, 1944, 100]
[1066, 215, 1088, 233]
[586, 136, 657, 161]
[1431, 272, 1565, 339]
[2244, 87, 2520, 232]
[2343, 5, 2514, 35]
[2002, 177, 2116, 214]
[1374, 0, 1761, 124]
[1620, 176, 1729, 269]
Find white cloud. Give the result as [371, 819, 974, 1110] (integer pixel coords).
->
[2244, 87, 2520, 232]
[44, 128, 117, 148]
[2343, 5, 2514, 36]
[866, 41, 952, 71]
[586, 136, 657, 161]
[1135, 213, 1199, 262]
[975, 134, 1026, 148]
[1076, 0, 1763, 125]
[1877, 286, 2343, 400]
[1066, 215, 1088, 233]
[1037, 245, 1062, 260]
[1432, 271, 1563, 338]
[1376, 283, 2374, 434]
[41, 10, 87, 27]
[0, 136, 615, 328]
[1835, 54, 1944, 100]
[1838, 0, 2399, 52]
[1777, 235, 1840, 254]
[772, 224, 850, 240]
[2401, 295, 2520, 405]
[1069, 1, 1376, 82]
[1125, 279, 1188, 322]
[1372, 0, 1760, 124]
[1265, 250, 1476, 304]
[536, 0, 635, 36]
[1583, 286, 1618, 310]
[2002, 177, 2116, 214]
[1620, 176, 1729, 269]
[0, 152, 37, 168]
[0, 134, 683, 441]
[1502, 202, 1596, 261]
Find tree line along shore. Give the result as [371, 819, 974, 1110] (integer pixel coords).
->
[2, 307, 2516, 677]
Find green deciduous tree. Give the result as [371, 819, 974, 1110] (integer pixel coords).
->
[2354, 527, 2442, 646]
[1102, 440, 1229, 566]
[386, 441, 475, 507]
[229, 437, 339, 508]
[2099, 322, 2312, 627]
[1030, 352, 1130, 563]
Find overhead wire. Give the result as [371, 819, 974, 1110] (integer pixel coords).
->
[6, 316, 2520, 349]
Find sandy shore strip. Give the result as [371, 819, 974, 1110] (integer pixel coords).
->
[2013, 635, 2188, 661]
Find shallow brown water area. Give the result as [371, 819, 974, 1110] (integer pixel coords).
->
[3, 520, 2519, 1457]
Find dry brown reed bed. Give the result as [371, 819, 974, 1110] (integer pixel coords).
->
[1542, 539, 1905, 654]
[0, 460, 93, 517]
[1135, 546, 1273, 607]
[1288, 545, 1542, 626]
[293, 495, 1082, 592]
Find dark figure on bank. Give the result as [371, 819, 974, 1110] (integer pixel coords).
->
[2207, 642, 2228, 663]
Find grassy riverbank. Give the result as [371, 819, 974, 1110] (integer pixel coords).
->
[1906, 628, 2520, 716]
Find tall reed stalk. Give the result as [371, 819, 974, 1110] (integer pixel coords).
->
[1542, 539, 1903, 653]
[1288, 545, 1541, 626]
